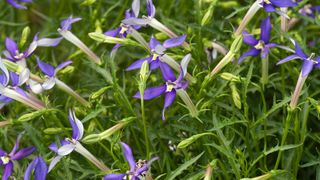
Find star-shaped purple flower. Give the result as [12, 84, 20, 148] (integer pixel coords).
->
[133, 54, 190, 120]
[6, 0, 32, 9]
[24, 156, 47, 180]
[126, 35, 186, 71]
[48, 109, 83, 171]
[259, 0, 297, 12]
[277, 40, 320, 77]
[238, 16, 277, 63]
[299, 4, 320, 18]
[0, 133, 35, 180]
[103, 142, 158, 180]
[3, 34, 62, 65]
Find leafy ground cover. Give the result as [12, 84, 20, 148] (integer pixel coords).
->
[1, 0, 320, 179]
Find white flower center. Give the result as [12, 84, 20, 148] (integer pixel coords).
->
[166, 82, 175, 92]
[254, 41, 265, 50]
[0, 156, 10, 165]
[14, 50, 24, 59]
[120, 25, 129, 35]
[263, 0, 271, 4]
[151, 53, 159, 61]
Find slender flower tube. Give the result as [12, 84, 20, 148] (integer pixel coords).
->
[24, 156, 48, 180]
[103, 142, 158, 180]
[58, 16, 101, 65]
[277, 41, 320, 109]
[0, 133, 36, 180]
[48, 109, 110, 173]
[6, 0, 32, 9]
[134, 54, 197, 120]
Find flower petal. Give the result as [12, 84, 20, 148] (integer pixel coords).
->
[131, 0, 140, 17]
[3, 162, 13, 180]
[37, 37, 63, 47]
[135, 157, 158, 176]
[34, 156, 48, 180]
[37, 58, 55, 77]
[42, 77, 56, 90]
[103, 174, 126, 180]
[180, 54, 191, 78]
[242, 31, 258, 46]
[10, 133, 22, 155]
[276, 54, 302, 65]
[263, 4, 276, 12]
[5, 38, 18, 57]
[149, 37, 161, 50]
[28, 79, 44, 94]
[60, 16, 82, 31]
[122, 18, 149, 26]
[104, 28, 121, 37]
[301, 60, 314, 77]
[57, 144, 75, 156]
[238, 48, 260, 64]
[162, 90, 176, 120]
[48, 140, 70, 153]
[11, 146, 35, 160]
[55, 61, 72, 73]
[133, 85, 166, 100]
[126, 57, 151, 71]
[260, 16, 271, 43]
[269, 0, 297, 7]
[163, 35, 187, 49]
[160, 62, 176, 82]
[146, 0, 156, 17]
[48, 156, 62, 172]
[69, 109, 84, 140]
[0, 148, 6, 156]
[120, 142, 136, 172]
[24, 156, 38, 180]
[293, 41, 308, 59]
[10, 72, 19, 87]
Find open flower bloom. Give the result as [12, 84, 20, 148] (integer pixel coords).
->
[24, 156, 47, 180]
[48, 109, 83, 171]
[299, 4, 320, 18]
[239, 16, 277, 63]
[122, 0, 156, 26]
[6, 0, 32, 9]
[126, 35, 186, 71]
[134, 54, 191, 120]
[103, 142, 158, 180]
[3, 35, 62, 67]
[104, 0, 141, 50]
[258, 0, 297, 13]
[0, 133, 36, 180]
[58, 16, 101, 65]
[277, 40, 320, 77]
[29, 58, 72, 93]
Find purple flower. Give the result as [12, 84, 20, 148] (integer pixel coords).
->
[3, 34, 62, 64]
[238, 16, 277, 63]
[259, 0, 297, 12]
[299, 4, 320, 18]
[126, 35, 186, 71]
[59, 16, 82, 31]
[6, 0, 32, 9]
[103, 142, 158, 180]
[277, 40, 320, 77]
[48, 109, 83, 171]
[30, 58, 72, 92]
[0, 133, 36, 180]
[24, 156, 47, 180]
[133, 54, 190, 120]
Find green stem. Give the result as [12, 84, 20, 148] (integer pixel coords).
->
[274, 109, 293, 170]
[261, 55, 269, 85]
[140, 87, 150, 158]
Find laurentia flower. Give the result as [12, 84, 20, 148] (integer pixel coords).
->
[299, 4, 320, 18]
[24, 156, 47, 180]
[58, 16, 101, 65]
[126, 35, 186, 71]
[277, 40, 320, 108]
[238, 17, 277, 63]
[103, 142, 158, 180]
[134, 54, 197, 120]
[6, 0, 32, 9]
[0, 133, 35, 180]
[48, 109, 110, 173]
[3, 35, 62, 66]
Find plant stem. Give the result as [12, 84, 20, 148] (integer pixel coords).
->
[261, 55, 269, 85]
